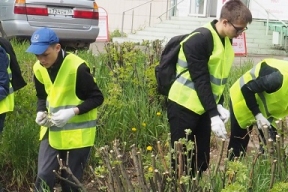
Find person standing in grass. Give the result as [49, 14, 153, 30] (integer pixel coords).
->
[0, 37, 27, 132]
[0, 37, 26, 192]
[167, 0, 252, 176]
[26, 27, 104, 192]
[227, 58, 288, 159]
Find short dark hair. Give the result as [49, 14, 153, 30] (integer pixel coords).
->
[220, 0, 252, 24]
[49, 42, 60, 48]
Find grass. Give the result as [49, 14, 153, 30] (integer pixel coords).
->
[0, 39, 287, 191]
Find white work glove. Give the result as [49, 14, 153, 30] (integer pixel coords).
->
[255, 113, 270, 129]
[51, 108, 75, 128]
[217, 104, 230, 123]
[211, 115, 227, 139]
[35, 111, 53, 127]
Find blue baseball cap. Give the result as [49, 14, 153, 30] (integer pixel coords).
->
[26, 27, 59, 55]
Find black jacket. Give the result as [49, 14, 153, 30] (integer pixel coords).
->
[182, 20, 226, 118]
[0, 46, 9, 101]
[0, 38, 26, 91]
[241, 62, 283, 116]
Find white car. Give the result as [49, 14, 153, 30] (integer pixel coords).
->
[0, 0, 99, 48]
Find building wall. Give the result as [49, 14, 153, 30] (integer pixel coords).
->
[96, 0, 172, 34]
[249, 0, 288, 21]
[97, 0, 288, 36]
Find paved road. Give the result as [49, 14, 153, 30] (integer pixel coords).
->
[89, 42, 106, 55]
[234, 54, 288, 66]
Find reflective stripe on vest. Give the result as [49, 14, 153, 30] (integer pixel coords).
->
[230, 58, 288, 128]
[33, 53, 97, 149]
[0, 52, 14, 114]
[168, 23, 234, 114]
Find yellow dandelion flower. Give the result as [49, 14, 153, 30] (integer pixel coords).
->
[131, 127, 137, 132]
[142, 122, 146, 127]
[148, 167, 153, 172]
[165, 141, 169, 147]
[156, 112, 161, 116]
[146, 146, 153, 151]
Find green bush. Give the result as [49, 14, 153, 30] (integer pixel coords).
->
[1, 38, 287, 192]
[271, 182, 288, 192]
[109, 29, 127, 41]
[78, 41, 166, 148]
[0, 83, 39, 190]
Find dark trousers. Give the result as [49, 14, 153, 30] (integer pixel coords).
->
[0, 113, 6, 133]
[167, 100, 211, 176]
[227, 105, 253, 159]
[35, 139, 91, 192]
[227, 104, 277, 159]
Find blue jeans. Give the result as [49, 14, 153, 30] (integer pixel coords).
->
[0, 113, 6, 133]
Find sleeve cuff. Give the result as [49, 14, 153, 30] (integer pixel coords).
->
[208, 108, 219, 118]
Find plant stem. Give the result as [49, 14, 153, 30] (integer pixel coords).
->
[213, 139, 225, 177]
[270, 160, 277, 189]
[113, 140, 135, 192]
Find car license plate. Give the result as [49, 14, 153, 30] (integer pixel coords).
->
[48, 7, 73, 16]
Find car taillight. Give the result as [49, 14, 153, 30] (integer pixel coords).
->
[73, 2, 99, 19]
[14, 6, 26, 14]
[26, 6, 48, 16]
[14, 0, 26, 14]
[73, 10, 98, 19]
[14, 0, 48, 16]
[93, 2, 99, 20]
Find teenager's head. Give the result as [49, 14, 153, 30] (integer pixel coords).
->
[217, 0, 252, 38]
[26, 27, 61, 68]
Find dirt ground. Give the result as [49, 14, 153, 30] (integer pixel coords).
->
[209, 129, 260, 166]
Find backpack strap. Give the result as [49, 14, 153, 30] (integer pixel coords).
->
[176, 27, 213, 78]
[190, 27, 213, 56]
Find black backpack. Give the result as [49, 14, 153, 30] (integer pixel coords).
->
[155, 27, 213, 96]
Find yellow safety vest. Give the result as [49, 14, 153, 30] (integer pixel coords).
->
[230, 58, 288, 128]
[33, 53, 97, 149]
[0, 51, 14, 114]
[168, 23, 234, 114]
